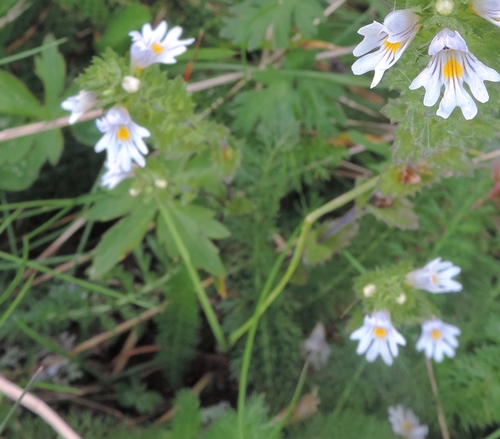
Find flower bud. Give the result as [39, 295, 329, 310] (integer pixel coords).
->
[436, 0, 454, 15]
[121, 76, 141, 93]
[129, 188, 140, 197]
[396, 293, 407, 304]
[363, 283, 376, 297]
[154, 179, 168, 189]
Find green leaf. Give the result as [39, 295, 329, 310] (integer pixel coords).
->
[34, 34, 66, 114]
[177, 48, 236, 61]
[172, 390, 202, 439]
[96, 3, 152, 53]
[155, 267, 200, 386]
[157, 201, 228, 276]
[89, 201, 157, 278]
[36, 129, 63, 166]
[364, 197, 419, 231]
[221, 0, 323, 50]
[86, 186, 140, 221]
[0, 70, 42, 117]
[304, 221, 359, 266]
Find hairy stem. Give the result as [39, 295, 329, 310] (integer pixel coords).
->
[229, 176, 379, 345]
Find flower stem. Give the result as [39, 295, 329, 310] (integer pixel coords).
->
[156, 198, 228, 352]
[229, 176, 379, 346]
[331, 360, 366, 420]
[266, 362, 309, 439]
[425, 357, 450, 439]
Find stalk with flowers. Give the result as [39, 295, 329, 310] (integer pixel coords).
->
[1, 1, 500, 438]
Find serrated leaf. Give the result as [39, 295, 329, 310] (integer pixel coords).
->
[172, 390, 202, 439]
[156, 267, 200, 385]
[365, 197, 419, 231]
[89, 202, 157, 278]
[34, 34, 65, 114]
[221, 0, 323, 50]
[36, 129, 63, 166]
[157, 201, 227, 276]
[0, 70, 43, 117]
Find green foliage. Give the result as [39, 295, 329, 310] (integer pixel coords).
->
[202, 395, 275, 439]
[287, 409, 394, 439]
[171, 390, 202, 439]
[221, 0, 324, 50]
[115, 377, 163, 414]
[155, 267, 200, 385]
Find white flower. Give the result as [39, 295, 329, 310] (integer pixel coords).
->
[388, 405, 429, 439]
[302, 322, 331, 370]
[129, 20, 195, 70]
[100, 159, 135, 189]
[95, 106, 150, 172]
[352, 9, 420, 88]
[61, 90, 97, 124]
[471, 0, 500, 26]
[350, 310, 406, 366]
[121, 76, 141, 93]
[409, 28, 500, 120]
[406, 257, 462, 293]
[416, 318, 460, 362]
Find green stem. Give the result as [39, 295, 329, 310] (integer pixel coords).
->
[0, 275, 34, 330]
[237, 226, 301, 438]
[266, 362, 309, 439]
[0, 250, 153, 308]
[342, 249, 367, 274]
[0, 240, 28, 308]
[156, 197, 228, 352]
[331, 361, 366, 420]
[229, 177, 379, 345]
[1, 192, 18, 255]
[0, 366, 43, 435]
[0, 194, 102, 211]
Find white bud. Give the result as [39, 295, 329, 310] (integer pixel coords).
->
[121, 76, 141, 93]
[129, 188, 140, 197]
[363, 283, 376, 297]
[435, 0, 454, 15]
[154, 179, 168, 189]
[396, 293, 407, 305]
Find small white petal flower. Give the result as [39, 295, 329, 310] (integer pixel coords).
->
[61, 90, 97, 124]
[409, 28, 500, 120]
[100, 159, 135, 189]
[388, 405, 429, 439]
[436, 0, 455, 15]
[471, 0, 500, 26]
[407, 257, 462, 293]
[121, 76, 141, 93]
[302, 322, 331, 370]
[352, 9, 420, 88]
[350, 310, 406, 366]
[95, 106, 150, 172]
[416, 318, 460, 362]
[129, 20, 195, 70]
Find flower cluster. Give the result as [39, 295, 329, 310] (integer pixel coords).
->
[352, 6, 500, 119]
[61, 20, 194, 188]
[351, 257, 462, 365]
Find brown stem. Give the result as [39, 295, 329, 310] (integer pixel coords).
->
[425, 357, 451, 439]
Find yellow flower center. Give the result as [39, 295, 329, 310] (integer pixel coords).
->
[383, 40, 402, 53]
[151, 43, 164, 54]
[403, 422, 413, 431]
[431, 329, 442, 340]
[443, 57, 463, 79]
[431, 274, 438, 284]
[373, 327, 387, 339]
[117, 126, 131, 141]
